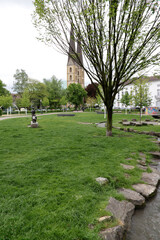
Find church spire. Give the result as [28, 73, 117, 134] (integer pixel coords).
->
[67, 25, 76, 65]
[77, 40, 83, 65]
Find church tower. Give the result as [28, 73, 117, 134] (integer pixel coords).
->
[67, 27, 85, 88]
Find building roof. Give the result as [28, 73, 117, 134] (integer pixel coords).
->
[77, 40, 83, 65]
[147, 76, 160, 82]
[67, 26, 83, 66]
[67, 26, 76, 66]
[125, 76, 160, 86]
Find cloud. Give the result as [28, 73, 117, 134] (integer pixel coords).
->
[0, 0, 34, 8]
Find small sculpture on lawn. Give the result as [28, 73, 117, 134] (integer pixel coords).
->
[31, 108, 38, 128]
[31, 108, 37, 123]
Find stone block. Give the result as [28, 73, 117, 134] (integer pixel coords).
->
[122, 122, 131, 126]
[132, 184, 156, 198]
[149, 151, 160, 159]
[106, 197, 135, 228]
[137, 164, 147, 171]
[96, 177, 108, 185]
[31, 121, 39, 128]
[100, 225, 124, 240]
[118, 188, 145, 207]
[120, 164, 135, 170]
[141, 172, 160, 187]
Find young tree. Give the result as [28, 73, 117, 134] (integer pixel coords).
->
[43, 76, 65, 108]
[66, 83, 87, 110]
[34, 0, 160, 136]
[26, 79, 48, 108]
[21, 89, 31, 114]
[120, 91, 132, 114]
[42, 96, 49, 111]
[60, 96, 68, 111]
[13, 69, 29, 96]
[0, 95, 13, 115]
[86, 97, 97, 111]
[132, 78, 152, 122]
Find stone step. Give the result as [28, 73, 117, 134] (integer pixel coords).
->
[141, 172, 160, 187]
[118, 188, 145, 207]
[120, 163, 135, 170]
[105, 197, 135, 227]
[149, 152, 160, 159]
[100, 225, 124, 240]
[132, 184, 156, 198]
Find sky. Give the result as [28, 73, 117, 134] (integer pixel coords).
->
[0, 0, 89, 92]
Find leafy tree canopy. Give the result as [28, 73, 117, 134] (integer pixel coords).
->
[13, 69, 29, 96]
[120, 91, 131, 108]
[43, 75, 65, 108]
[132, 78, 152, 108]
[0, 80, 10, 96]
[0, 95, 12, 109]
[26, 79, 48, 108]
[85, 83, 98, 98]
[66, 83, 87, 109]
[42, 96, 49, 108]
[21, 89, 31, 109]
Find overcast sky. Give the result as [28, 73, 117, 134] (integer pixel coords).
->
[0, 0, 86, 91]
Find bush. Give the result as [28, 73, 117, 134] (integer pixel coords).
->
[0, 109, 2, 116]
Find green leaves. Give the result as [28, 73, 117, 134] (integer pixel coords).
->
[120, 91, 132, 107]
[132, 78, 152, 108]
[0, 95, 12, 108]
[66, 83, 87, 109]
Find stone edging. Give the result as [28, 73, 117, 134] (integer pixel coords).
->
[113, 126, 160, 137]
[96, 151, 160, 240]
[100, 172, 160, 239]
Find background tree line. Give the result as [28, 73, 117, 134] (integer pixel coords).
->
[0, 68, 154, 116]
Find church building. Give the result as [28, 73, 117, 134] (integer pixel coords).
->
[67, 27, 85, 88]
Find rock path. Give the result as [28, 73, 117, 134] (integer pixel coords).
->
[98, 151, 160, 240]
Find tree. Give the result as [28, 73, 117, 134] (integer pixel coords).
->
[0, 80, 10, 96]
[66, 83, 87, 110]
[60, 96, 68, 111]
[120, 91, 132, 114]
[132, 78, 152, 121]
[85, 83, 98, 98]
[43, 76, 65, 108]
[13, 69, 29, 96]
[0, 95, 13, 115]
[86, 97, 97, 111]
[21, 89, 31, 114]
[26, 79, 48, 108]
[34, 0, 160, 136]
[42, 97, 49, 111]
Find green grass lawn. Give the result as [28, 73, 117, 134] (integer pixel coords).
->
[0, 113, 159, 240]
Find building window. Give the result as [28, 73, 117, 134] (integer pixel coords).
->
[157, 89, 160, 96]
[70, 67, 72, 73]
[70, 75, 72, 81]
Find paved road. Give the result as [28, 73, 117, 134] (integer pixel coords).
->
[0, 112, 80, 121]
[0, 112, 60, 121]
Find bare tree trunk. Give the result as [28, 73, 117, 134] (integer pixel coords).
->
[140, 107, 142, 123]
[104, 106, 107, 119]
[106, 106, 113, 136]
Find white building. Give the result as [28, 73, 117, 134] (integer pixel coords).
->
[114, 76, 160, 109]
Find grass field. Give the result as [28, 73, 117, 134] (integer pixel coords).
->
[0, 113, 159, 240]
